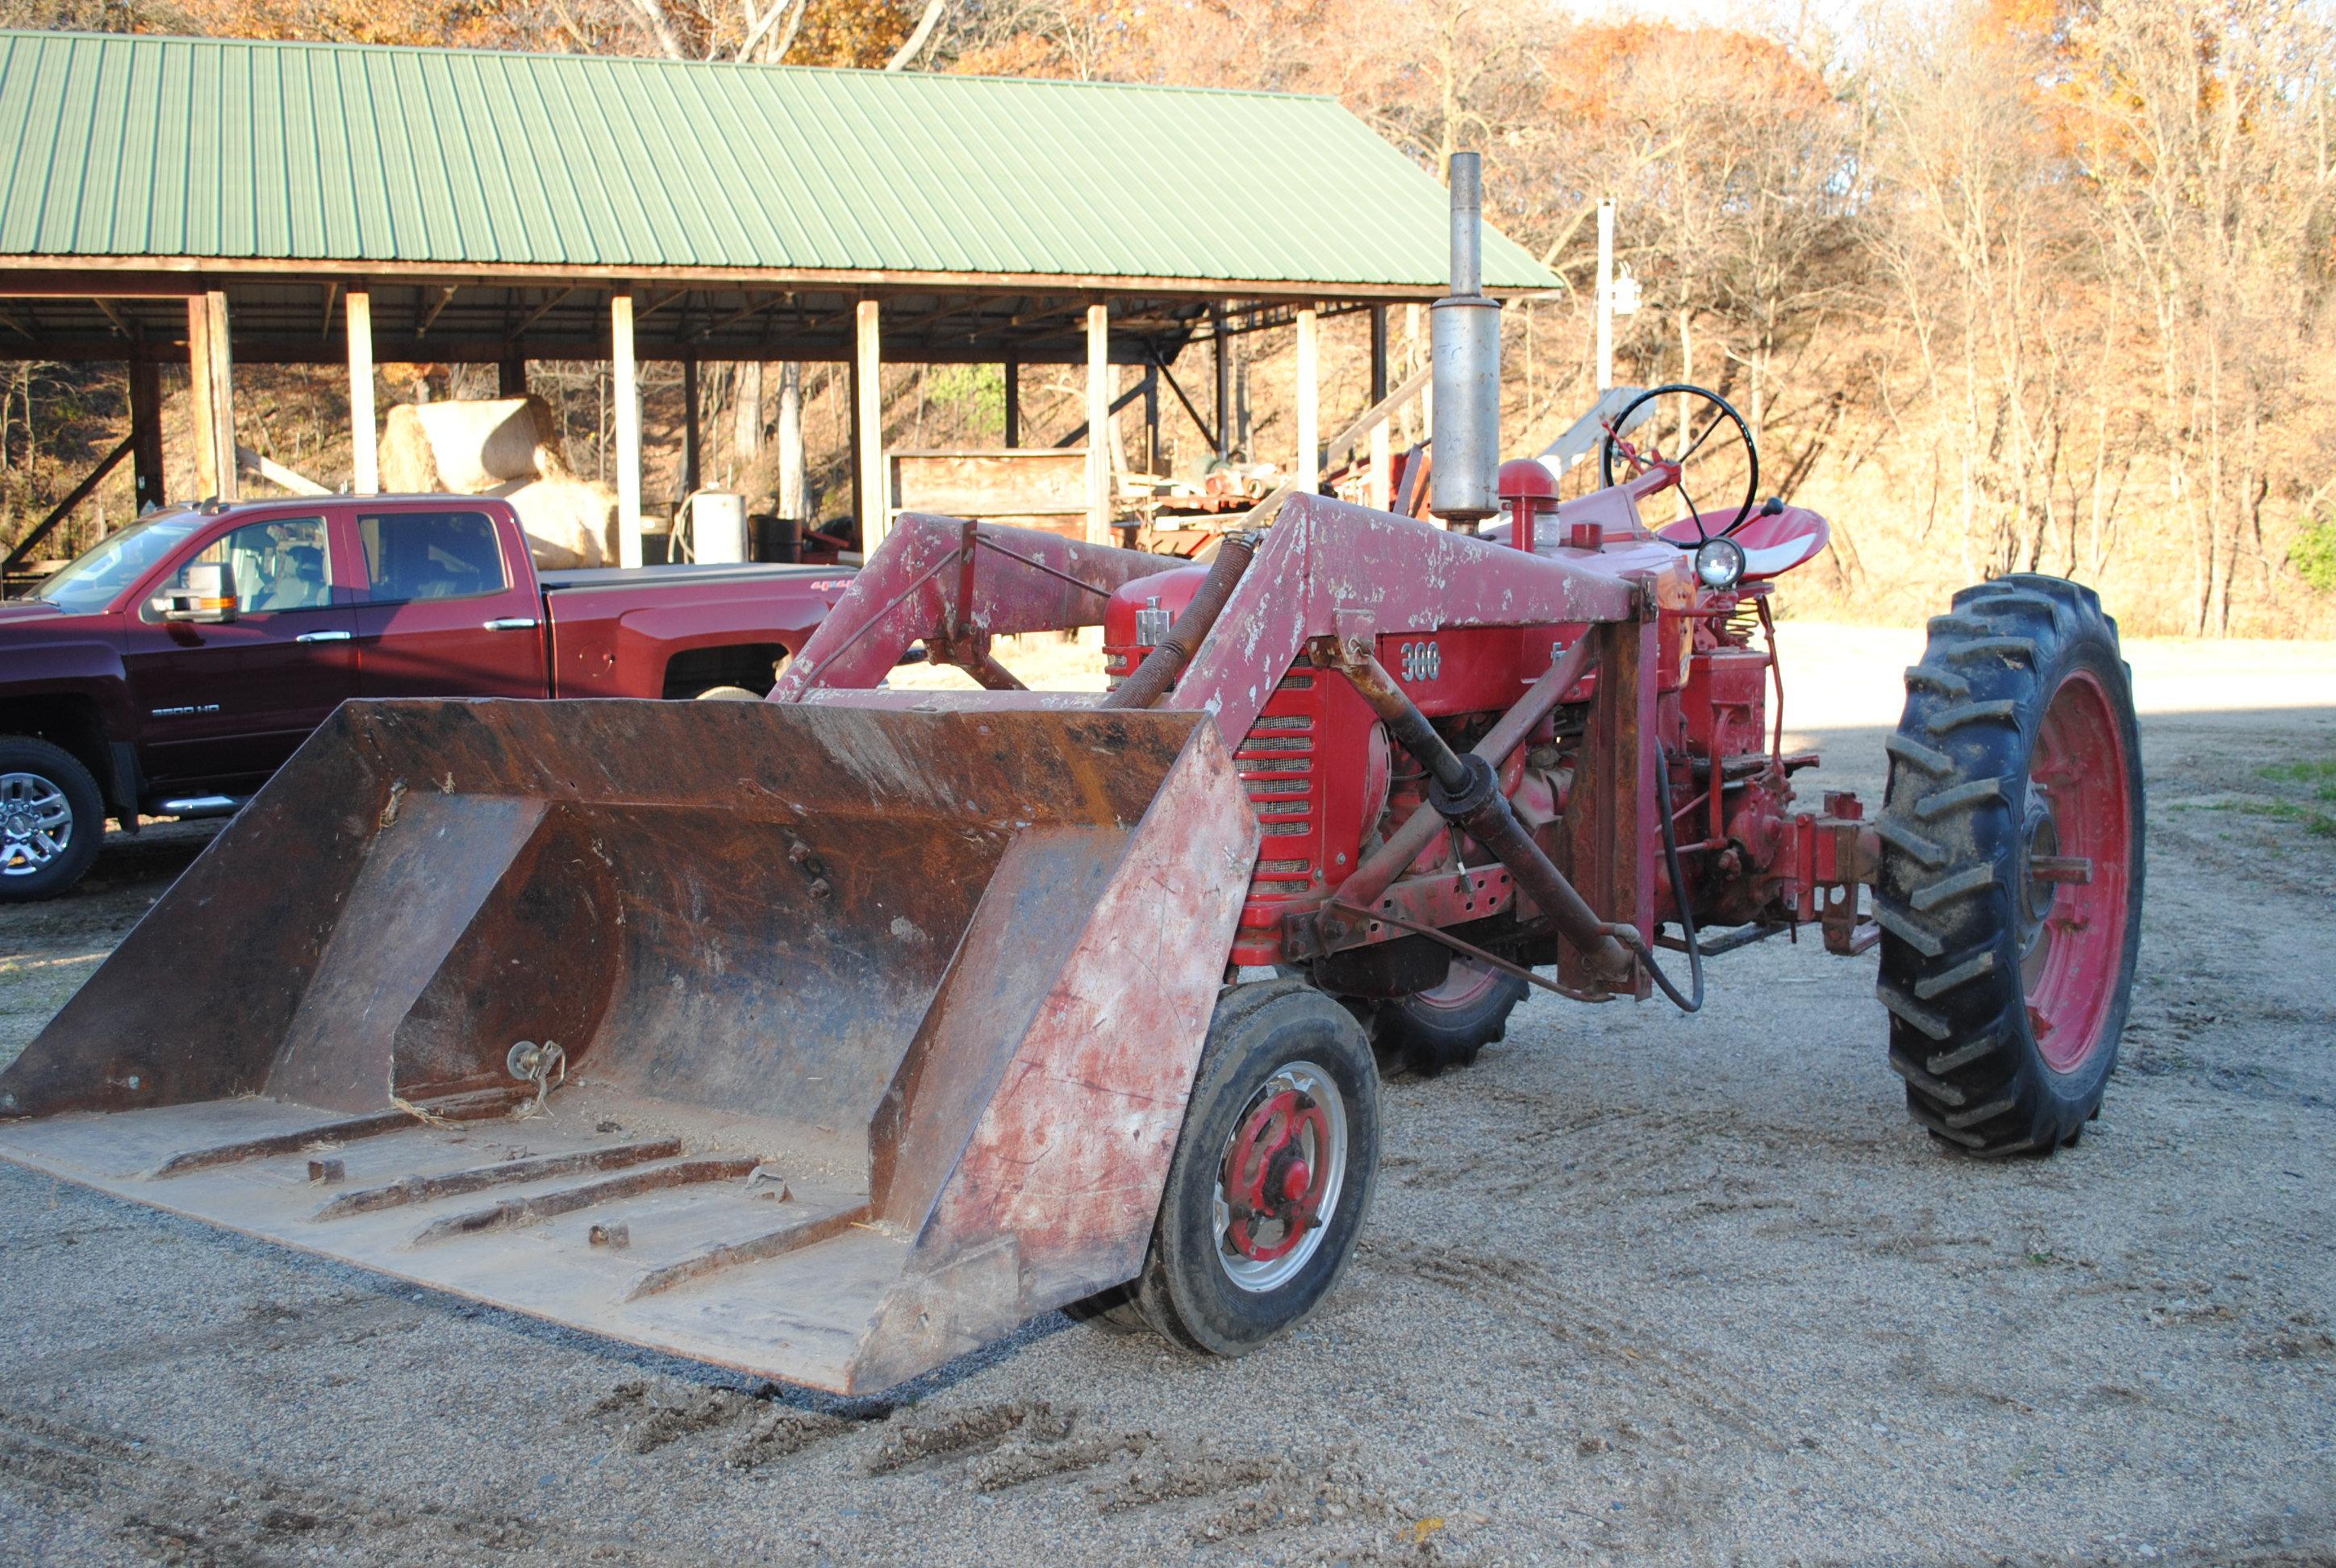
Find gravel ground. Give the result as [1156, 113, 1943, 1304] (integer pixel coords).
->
[0, 625, 2330, 1566]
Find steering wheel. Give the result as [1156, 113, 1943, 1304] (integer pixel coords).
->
[1597, 382, 1760, 544]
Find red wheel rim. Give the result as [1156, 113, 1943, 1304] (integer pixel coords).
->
[1213, 1061, 1346, 1292]
[1412, 958, 1500, 1014]
[2020, 668, 2134, 1073]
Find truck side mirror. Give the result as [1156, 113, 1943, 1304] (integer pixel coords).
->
[159, 561, 239, 623]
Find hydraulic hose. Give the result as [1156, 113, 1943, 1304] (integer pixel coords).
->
[1624, 743, 1705, 1014]
[1102, 533, 1257, 710]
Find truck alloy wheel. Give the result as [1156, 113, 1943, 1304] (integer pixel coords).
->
[1116, 979, 1380, 1355]
[0, 738, 103, 903]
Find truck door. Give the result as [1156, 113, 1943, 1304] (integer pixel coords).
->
[350, 507, 548, 699]
[119, 512, 360, 790]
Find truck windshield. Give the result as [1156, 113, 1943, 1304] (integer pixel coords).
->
[27, 510, 213, 614]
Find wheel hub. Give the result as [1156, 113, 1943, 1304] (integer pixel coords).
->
[2017, 669, 2131, 1074]
[1213, 1062, 1346, 1294]
[0, 772, 73, 874]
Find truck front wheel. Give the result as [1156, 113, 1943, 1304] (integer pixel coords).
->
[0, 736, 103, 902]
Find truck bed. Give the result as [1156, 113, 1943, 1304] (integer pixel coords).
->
[536, 561, 856, 594]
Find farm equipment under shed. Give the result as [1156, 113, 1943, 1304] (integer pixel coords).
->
[0, 156, 2143, 1393]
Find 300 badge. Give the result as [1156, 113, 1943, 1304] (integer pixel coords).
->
[1398, 639, 1442, 682]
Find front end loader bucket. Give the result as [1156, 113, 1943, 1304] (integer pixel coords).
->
[0, 697, 1254, 1393]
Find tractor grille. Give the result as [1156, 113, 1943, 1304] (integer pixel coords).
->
[1237, 711, 1316, 861]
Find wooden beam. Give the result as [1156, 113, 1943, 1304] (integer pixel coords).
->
[319, 281, 340, 343]
[129, 358, 165, 511]
[347, 289, 378, 496]
[1295, 306, 1319, 495]
[1145, 347, 1216, 449]
[0, 256, 1460, 306]
[511, 286, 575, 336]
[417, 284, 459, 336]
[1050, 381, 1147, 449]
[93, 298, 131, 339]
[854, 298, 884, 549]
[2, 435, 132, 578]
[613, 290, 643, 568]
[498, 354, 528, 396]
[1086, 302, 1110, 544]
[1003, 358, 1019, 447]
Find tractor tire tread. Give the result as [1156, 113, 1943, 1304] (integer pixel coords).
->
[1869, 898, 1945, 958]
[1913, 777, 2008, 820]
[1878, 574, 2142, 1157]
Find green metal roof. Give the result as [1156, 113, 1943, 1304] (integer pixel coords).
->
[0, 30, 1554, 293]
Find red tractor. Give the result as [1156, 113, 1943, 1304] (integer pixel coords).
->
[0, 155, 2142, 1391]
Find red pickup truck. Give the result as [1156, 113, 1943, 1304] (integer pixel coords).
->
[0, 494, 853, 899]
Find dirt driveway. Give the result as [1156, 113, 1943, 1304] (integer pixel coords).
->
[0, 628, 2330, 1566]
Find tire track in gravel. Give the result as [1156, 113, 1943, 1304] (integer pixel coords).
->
[1358, 1239, 2034, 1562]
[0, 1399, 644, 1566]
[1360, 1237, 1792, 1450]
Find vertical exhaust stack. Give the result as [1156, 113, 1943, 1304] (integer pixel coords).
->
[1430, 151, 1502, 529]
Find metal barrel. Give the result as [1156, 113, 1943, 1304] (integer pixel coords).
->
[0, 694, 1254, 1393]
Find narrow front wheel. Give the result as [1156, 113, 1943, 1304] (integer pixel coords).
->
[1121, 979, 1380, 1356]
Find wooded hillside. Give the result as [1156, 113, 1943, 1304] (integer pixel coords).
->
[4, 0, 2331, 635]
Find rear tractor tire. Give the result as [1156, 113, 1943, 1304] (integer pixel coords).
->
[1370, 957, 1529, 1078]
[1100, 978, 1381, 1356]
[1876, 574, 2144, 1156]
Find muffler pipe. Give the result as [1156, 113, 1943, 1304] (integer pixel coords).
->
[1429, 152, 1502, 528]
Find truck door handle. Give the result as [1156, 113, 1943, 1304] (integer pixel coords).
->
[483, 617, 540, 632]
[295, 629, 353, 643]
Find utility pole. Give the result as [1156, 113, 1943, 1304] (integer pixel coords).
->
[1596, 197, 1615, 393]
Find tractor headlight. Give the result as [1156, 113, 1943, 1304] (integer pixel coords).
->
[1694, 536, 1746, 592]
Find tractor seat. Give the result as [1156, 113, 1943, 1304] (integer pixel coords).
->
[1657, 503, 1830, 582]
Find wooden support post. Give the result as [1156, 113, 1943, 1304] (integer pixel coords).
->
[498, 353, 528, 397]
[1142, 367, 1159, 473]
[1370, 415, 1391, 512]
[1212, 304, 1230, 461]
[1368, 305, 1391, 511]
[855, 299, 884, 550]
[613, 290, 643, 569]
[1295, 306, 1319, 497]
[681, 354, 702, 496]
[347, 289, 378, 497]
[1370, 306, 1389, 405]
[1086, 303, 1111, 544]
[128, 357, 165, 512]
[1003, 358, 1020, 447]
[186, 291, 236, 501]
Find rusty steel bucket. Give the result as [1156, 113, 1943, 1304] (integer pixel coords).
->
[0, 696, 1254, 1393]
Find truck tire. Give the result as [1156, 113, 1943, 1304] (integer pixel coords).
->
[1875, 574, 2143, 1157]
[0, 736, 104, 903]
[1120, 978, 1379, 1356]
[1370, 957, 1529, 1077]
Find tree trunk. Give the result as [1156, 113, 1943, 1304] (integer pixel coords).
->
[777, 362, 805, 520]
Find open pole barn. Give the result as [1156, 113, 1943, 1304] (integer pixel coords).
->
[0, 30, 1553, 575]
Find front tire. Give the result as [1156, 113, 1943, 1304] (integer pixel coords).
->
[0, 736, 103, 903]
[1875, 575, 2143, 1156]
[1370, 958, 1529, 1077]
[1122, 979, 1380, 1356]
